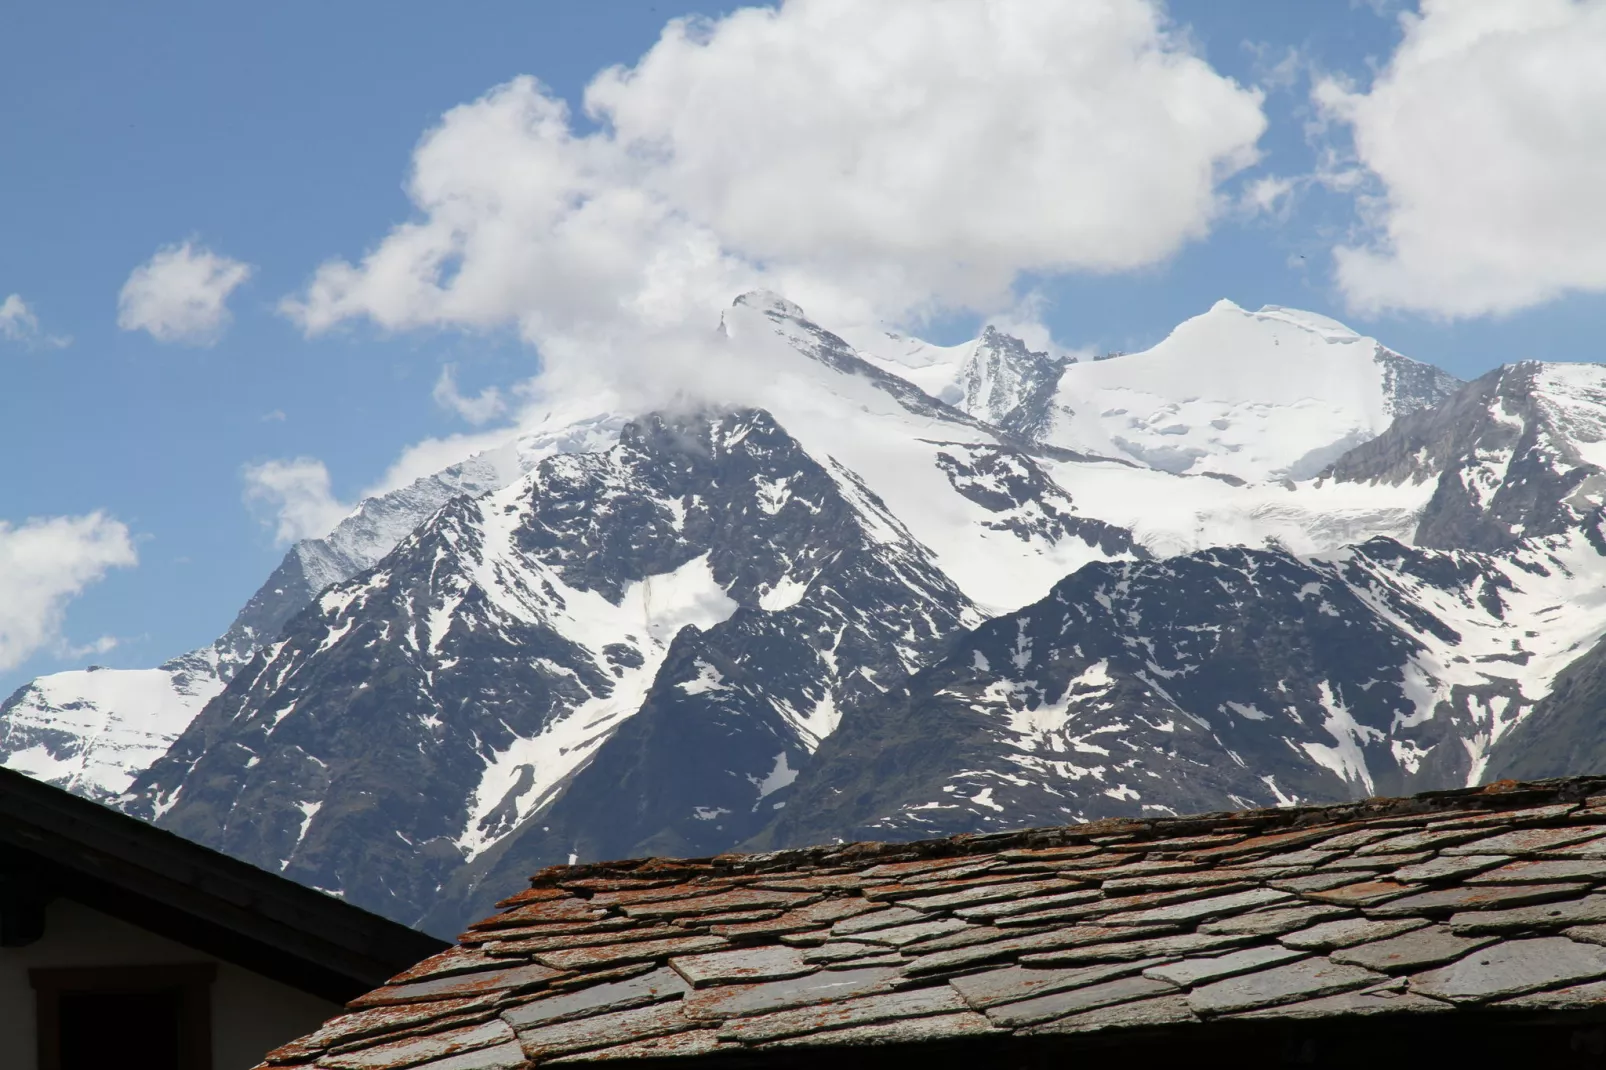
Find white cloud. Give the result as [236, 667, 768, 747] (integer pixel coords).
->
[1, 293, 71, 348]
[64, 635, 120, 659]
[433, 364, 509, 424]
[242, 458, 352, 544]
[1318, 0, 1606, 318]
[1, 294, 40, 342]
[0, 513, 137, 672]
[1239, 174, 1298, 220]
[367, 427, 521, 498]
[118, 242, 254, 344]
[284, 0, 1265, 375]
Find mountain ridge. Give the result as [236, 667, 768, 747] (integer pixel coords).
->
[21, 294, 1606, 943]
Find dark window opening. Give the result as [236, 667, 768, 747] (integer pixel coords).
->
[31, 964, 214, 1070]
[59, 988, 183, 1070]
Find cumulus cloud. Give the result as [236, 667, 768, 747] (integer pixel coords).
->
[284, 0, 1265, 376]
[433, 365, 509, 425]
[118, 242, 254, 344]
[1318, 0, 1606, 318]
[242, 458, 352, 544]
[1, 293, 71, 348]
[0, 513, 137, 672]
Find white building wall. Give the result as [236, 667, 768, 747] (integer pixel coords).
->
[0, 898, 341, 1069]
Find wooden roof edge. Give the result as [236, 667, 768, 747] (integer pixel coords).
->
[0, 765, 446, 994]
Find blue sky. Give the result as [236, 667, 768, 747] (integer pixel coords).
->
[4, 0, 1605, 695]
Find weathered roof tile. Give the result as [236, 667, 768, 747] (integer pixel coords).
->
[1231, 988, 1452, 1020]
[901, 926, 1173, 977]
[828, 906, 917, 936]
[349, 964, 563, 1009]
[1390, 855, 1510, 884]
[670, 947, 813, 988]
[1367, 881, 1591, 917]
[543, 1029, 729, 1063]
[952, 888, 1102, 920]
[1330, 926, 1497, 973]
[1408, 937, 1606, 1002]
[1199, 904, 1354, 937]
[1322, 852, 1432, 871]
[1182, 827, 1339, 862]
[719, 986, 967, 1042]
[513, 1002, 694, 1060]
[983, 975, 1177, 1028]
[995, 884, 1252, 928]
[1447, 894, 1606, 933]
[1186, 959, 1385, 1016]
[318, 1019, 515, 1070]
[266, 999, 499, 1065]
[682, 966, 900, 1020]
[1142, 945, 1305, 987]
[1019, 930, 1251, 967]
[756, 1011, 997, 1047]
[1298, 879, 1414, 906]
[851, 918, 973, 946]
[1467, 858, 1606, 883]
[1271, 872, 1384, 894]
[1492, 978, 1606, 1010]
[1024, 994, 1199, 1033]
[896, 878, 1078, 912]
[384, 1042, 525, 1070]
[1442, 827, 1606, 856]
[1279, 917, 1426, 951]
[620, 888, 817, 919]
[534, 935, 728, 972]
[500, 967, 688, 1032]
[948, 959, 1169, 1010]
[1095, 886, 1290, 925]
[1354, 829, 1492, 855]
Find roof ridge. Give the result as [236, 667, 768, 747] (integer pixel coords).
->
[523, 777, 1606, 889]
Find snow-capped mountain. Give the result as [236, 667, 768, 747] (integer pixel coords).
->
[851, 324, 1070, 441]
[128, 409, 982, 926]
[0, 649, 225, 801]
[118, 295, 1153, 930]
[0, 296, 1461, 806]
[19, 291, 1606, 942]
[0, 409, 624, 801]
[1033, 301, 1458, 482]
[763, 360, 1606, 847]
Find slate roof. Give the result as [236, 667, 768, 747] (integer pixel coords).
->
[259, 777, 1606, 1068]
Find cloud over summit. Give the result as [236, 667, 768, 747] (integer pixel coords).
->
[284, 0, 1266, 364]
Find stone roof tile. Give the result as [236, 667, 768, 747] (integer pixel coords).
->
[263, 776, 1606, 1069]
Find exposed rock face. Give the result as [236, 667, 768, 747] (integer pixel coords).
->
[1326, 363, 1606, 553]
[959, 327, 1071, 442]
[760, 523, 1606, 849]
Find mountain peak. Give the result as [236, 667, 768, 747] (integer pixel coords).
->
[1033, 300, 1460, 481]
[732, 290, 808, 320]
